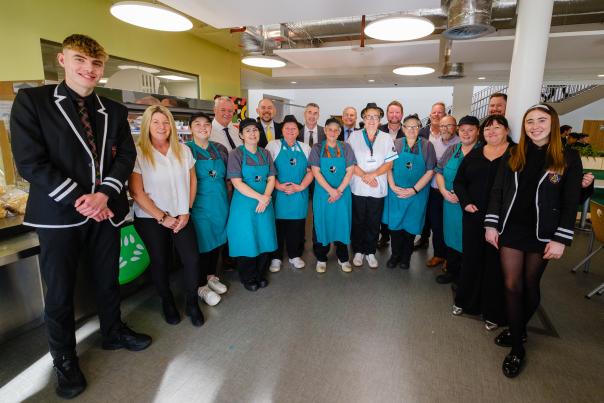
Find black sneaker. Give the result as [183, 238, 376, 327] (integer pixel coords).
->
[185, 295, 205, 327]
[53, 354, 86, 399]
[386, 255, 400, 268]
[436, 272, 455, 284]
[494, 328, 527, 347]
[102, 323, 152, 351]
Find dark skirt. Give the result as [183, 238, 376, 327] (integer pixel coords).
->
[499, 223, 547, 253]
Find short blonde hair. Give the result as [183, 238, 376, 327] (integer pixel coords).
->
[138, 105, 183, 167]
[62, 34, 108, 61]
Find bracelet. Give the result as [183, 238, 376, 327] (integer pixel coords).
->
[157, 211, 168, 224]
[412, 186, 418, 194]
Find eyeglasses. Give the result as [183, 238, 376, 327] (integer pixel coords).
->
[364, 115, 381, 121]
[403, 125, 420, 130]
[441, 124, 456, 129]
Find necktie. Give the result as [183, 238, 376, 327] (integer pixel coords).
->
[223, 127, 236, 150]
[309, 130, 314, 147]
[346, 129, 351, 141]
[266, 125, 273, 142]
[76, 97, 100, 185]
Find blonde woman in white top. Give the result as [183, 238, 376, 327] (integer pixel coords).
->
[129, 105, 204, 327]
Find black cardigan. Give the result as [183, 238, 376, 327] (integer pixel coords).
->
[484, 145, 583, 246]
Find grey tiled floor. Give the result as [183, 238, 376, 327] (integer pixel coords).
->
[1, 231, 603, 403]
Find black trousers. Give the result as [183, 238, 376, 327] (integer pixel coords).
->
[312, 226, 349, 262]
[272, 218, 306, 260]
[425, 188, 446, 258]
[134, 217, 201, 298]
[237, 252, 270, 284]
[390, 229, 416, 265]
[379, 223, 390, 242]
[37, 221, 122, 357]
[199, 245, 223, 284]
[351, 195, 384, 255]
[446, 246, 462, 281]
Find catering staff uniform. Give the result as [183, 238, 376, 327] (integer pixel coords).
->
[422, 134, 460, 257]
[186, 140, 229, 281]
[435, 142, 478, 281]
[266, 139, 312, 262]
[258, 120, 282, 148]
[383, 137, 436, 267]
[309, 141, 357, 262]
[377, 123, 405, 244]
[226, 146, 278, 285]
[210, 118, 242, 152]
[453, 145, 507, 324]
[348, 129, 398, 256]
[300, 125, 325, 147]
[133, 144, 202, 303]
[10, 82, 148, 358]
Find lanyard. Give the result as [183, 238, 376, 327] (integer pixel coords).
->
[362, 129, 377, 157]
[323, 141, 342, 158]
[403, 137, 421, 154]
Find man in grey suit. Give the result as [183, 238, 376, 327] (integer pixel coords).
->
[300, 102, 325, 146]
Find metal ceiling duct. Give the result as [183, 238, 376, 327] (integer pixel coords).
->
[438, 38, 465, 79]
[443, 0, 496, 40]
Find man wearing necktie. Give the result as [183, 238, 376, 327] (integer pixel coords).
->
[210, 96, 241, 152]
[256, 98, 282, 148]
[300, 102, 325, 146]
[340, 106, 358, 141]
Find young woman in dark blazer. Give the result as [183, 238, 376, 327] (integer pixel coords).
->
[485, 104, 583, 378]
[452, 115, 510, 330]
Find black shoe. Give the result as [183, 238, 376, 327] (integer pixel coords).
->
[102, 323, 152, 351]
[413, 239, 429, 251]
[257, 278, 269, 288]
[398, 262, 410, 270]
[502, 351, 525, 378]
[243, 282, 259, 292]
[161, 296, 181, 325]
[436, 272, 455, 284]
[386, 256, 400, 268]
[185, 295, 205, 327]
[377, 237, 390, 249]
[53, 354, 86, 399]
[494, 329, 528, 347]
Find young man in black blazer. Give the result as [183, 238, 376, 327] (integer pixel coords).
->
[10, 34, 151, 399]
[256, 98, 282, 147]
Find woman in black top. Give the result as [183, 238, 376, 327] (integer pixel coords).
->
[485, 104, 583, 378]
[453, 115, 510, 330]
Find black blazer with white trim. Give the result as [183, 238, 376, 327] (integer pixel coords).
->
[10, 82, 136, 228]
[484, 146, 583, 246]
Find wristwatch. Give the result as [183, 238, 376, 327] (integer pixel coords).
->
[157, 211, 169, 224]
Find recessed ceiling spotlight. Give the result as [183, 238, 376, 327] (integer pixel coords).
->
[241, 56, 286, 68]
[118, 65, 161, 74]
[368, 79, 375, 83]
[598, 74, 604, 78]
[99, 78, 108, 84]
[110, 1, 193, 32]
[477, 77, 486, 80]
[393, 66, 435, 76]
[365, 15, 435, 41]
[290, 81, 297, 84]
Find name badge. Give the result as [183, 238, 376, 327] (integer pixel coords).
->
[367, 157, 377, 164]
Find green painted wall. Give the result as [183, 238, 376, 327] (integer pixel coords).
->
[0, 0, 241, 98]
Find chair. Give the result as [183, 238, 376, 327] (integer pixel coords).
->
[570, 200, 604, 298]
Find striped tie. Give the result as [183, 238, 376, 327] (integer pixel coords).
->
[76, 97, 100, 185]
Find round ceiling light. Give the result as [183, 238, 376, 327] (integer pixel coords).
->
[110, 1, 193, 32]
[393, 66, 435, 76]
[241, 56, 286, 68]
[365, 16, 435, 41]
[118, 65, 161, 74]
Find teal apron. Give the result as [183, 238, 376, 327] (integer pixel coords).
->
[382, 137, 429, 234]
[443, 143, 466, 253]
[313, 141, 352, 245]
[273, 139, 309, 220]
[187, 141, 228, 253]
[226, 146, 277, 257]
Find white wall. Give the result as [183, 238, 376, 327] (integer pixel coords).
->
[247, 87, 454, 124]
[560, 97, 604, 132]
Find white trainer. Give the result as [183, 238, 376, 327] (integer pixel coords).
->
[289, 257, 306, 269]
[198, 285, 221, 306]
[207, 277, 227, 294]
[485, 320, 499, 331]
[353, 253, 364, 267]
[269, 259, 282, 273]
[452, 305, 463, 316]
[339, 260, 353, 273]
[316, 261, 327, 273]
[366, 254, 378, 269]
